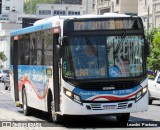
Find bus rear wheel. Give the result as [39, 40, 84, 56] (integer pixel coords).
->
[116, 113, 130, 125]
[22, 89, 31, 116]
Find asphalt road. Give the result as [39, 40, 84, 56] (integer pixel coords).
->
[0, 83, 160, 130]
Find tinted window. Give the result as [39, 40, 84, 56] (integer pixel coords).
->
[16, 29, 53, 66]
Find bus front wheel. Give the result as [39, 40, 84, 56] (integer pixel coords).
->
[116, 113, 130, 125]
[48, 96, 62, 123]
[22, 89, 31, 116]
[149, 99, 153, 105]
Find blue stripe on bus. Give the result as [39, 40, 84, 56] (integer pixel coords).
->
[10, 22, 52, 36]
[72, 85, 141, 101]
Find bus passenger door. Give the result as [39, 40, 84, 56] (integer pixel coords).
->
[53, 33, 61, 112]
[12, 38, 19, 103]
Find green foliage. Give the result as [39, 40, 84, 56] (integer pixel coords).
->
[147, 27, 160, 71]
[0, 52, 7, 62]
[24, 0, 60, 14]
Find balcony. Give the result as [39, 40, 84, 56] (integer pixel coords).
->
[97, 1, 111, 10]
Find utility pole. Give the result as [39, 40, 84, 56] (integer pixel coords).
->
[147, 6, 150, 31]
[152, 3, 155, 28]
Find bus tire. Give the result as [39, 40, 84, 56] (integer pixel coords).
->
[48, 95, 62, 123]
[116, 113, 130, 125]
[149, 99, 153, 105]
[22, 88, 31, 116]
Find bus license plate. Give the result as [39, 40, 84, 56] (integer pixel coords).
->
[103, 105, 117, 110]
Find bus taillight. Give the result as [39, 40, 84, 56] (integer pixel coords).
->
[14, 36, 19, 40]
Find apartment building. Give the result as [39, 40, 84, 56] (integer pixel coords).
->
[93, 0, 138, 15]
[0, 0, 24, 22]
[153, 0, 160, 27]
[0, 0, 23, 68]
[0, 23, 22, 68]
[91, 0, 160, 29]
[36, 4, 83, 18]
[138, 0, 160, 30]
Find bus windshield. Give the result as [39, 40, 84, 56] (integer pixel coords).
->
[63, 35, 144, 79]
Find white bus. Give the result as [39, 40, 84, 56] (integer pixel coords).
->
[10, 14, 149, 124]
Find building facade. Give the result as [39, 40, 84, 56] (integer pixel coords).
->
[0, 0, 23, 69]
[36, 4, 83, 18]
[138, 0, 160, 30]
[93, 0, 138, 15]
[0, 23, 22, 69]
[0, 0, 24, 22]
[61, 0, 82, 4]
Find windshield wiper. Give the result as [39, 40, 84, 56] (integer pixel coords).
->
[83, 34, 99, 68]
[113, 31, 127, 55]
[113, 31, 127, 65]
[83, 34, 97, 56]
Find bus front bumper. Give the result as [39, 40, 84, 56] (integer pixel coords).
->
[61, 91, 148, 115]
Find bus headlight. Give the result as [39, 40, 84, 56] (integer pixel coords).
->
[135, 86, 148, 102]
[142, 87, 147, 94]
[65, 90, 72, 97]
[64, 88, 82, 104]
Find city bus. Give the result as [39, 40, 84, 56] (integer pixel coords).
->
[10, 13, 149, 124]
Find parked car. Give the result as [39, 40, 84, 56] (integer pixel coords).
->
[3, 76, 10, 90]
[148, 71, 160, 105]
[0, 69, 9, 83]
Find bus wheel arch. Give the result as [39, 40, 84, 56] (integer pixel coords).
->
[47, 89, 62, 123]
[47, 89, 53, 113]
[22, 86, 32, 116]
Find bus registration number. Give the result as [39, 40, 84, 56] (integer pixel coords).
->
[102, 104, 117, 110]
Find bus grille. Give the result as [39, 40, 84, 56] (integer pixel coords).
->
[78, 81, 138, 91]
[90, 102, 128, 110]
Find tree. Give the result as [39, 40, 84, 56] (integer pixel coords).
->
[24, 0, 60, 14]
[0, 52, 7, 62]
[147, 27, 160, 71]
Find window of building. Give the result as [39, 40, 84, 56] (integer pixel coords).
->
[68, 11, 72, 15]
[39, 10, 51, 15]
[69, 11, 80, 15]
[2, 14, 8, 17]
[60, 11, 63, 15]
[116, 0, 119, 5]
[92, 4, 95, 9]
[5, 6, 10, 10]
[145, 0, 147, 6]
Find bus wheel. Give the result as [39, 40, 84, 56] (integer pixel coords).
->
[149, 99, 153, 105]
[116, 113, 130, 125]
[22, 89, 31, 116]
[49, 99, 62, 123]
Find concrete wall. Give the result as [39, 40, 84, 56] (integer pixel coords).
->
[120, 0, 138, 14]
